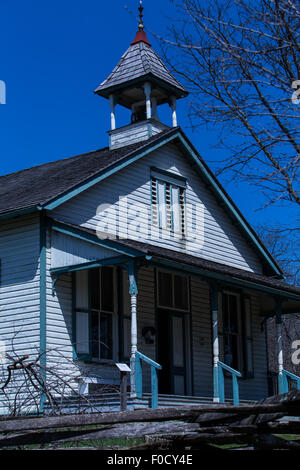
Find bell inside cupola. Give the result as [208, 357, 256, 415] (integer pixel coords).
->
[94, 1, 188, 149]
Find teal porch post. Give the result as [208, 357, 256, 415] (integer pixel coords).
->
[211, 284, 220, 403]
[276, 299, 284, 394]
[128, 261, 138, 398]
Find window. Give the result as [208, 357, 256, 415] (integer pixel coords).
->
[151, 168, 186, 236]
[222, 293, 242, 371]
[243, 297, 254, 377]
[74, 267, 116, 362]
[219, 293, 254, 377]
[157, 270, 189, 311]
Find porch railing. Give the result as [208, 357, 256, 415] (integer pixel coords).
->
[218, 361, 242, 406]
[135, 351, 162, 409]
[279, 369, 300, 395]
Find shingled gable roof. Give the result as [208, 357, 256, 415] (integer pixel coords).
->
[0, 126, 282, 277]
[94, 41, 188, 103]
[0, 129, 174, 217]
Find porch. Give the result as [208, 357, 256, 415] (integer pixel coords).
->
[49, 221, 300, 411]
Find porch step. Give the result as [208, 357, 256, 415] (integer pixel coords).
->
[44, 392, 148, 414]
[44, 392, 257, 414]
[143, 393, 256, 407]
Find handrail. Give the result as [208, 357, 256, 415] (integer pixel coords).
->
[218, 361, 242, 406]
[135, 351, 162, 409]
[280, 369, 300, 394]
[135, 351, 162, 370]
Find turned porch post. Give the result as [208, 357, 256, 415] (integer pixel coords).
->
[211, 283, 220, 402]
[128, 261, 138, 397]
[276, 299, 284, 394]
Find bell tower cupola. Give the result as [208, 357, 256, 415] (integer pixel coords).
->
[94, 1, 188, 149]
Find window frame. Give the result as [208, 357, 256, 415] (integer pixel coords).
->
[73, 267, 118, 364]
[218, 290, 254, 378]
[156, 269, 190, 312]
[241, 295, 255, 378]
[150, 168, 186, 237]
[220, 291, 243, 373]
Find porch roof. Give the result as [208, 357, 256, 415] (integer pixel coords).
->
[48, 219, 300, 307]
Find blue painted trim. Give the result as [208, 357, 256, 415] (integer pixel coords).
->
[135, 350, 162, 409]
[151, 366, 158, 409]
[280, 369, 300, 394]
[50, 221, 145, 258]
[136, 350, 162, 370]
[278, 372, 285, 395]
[150, 167, 187, 188]
[218, 365, 224, 403]
[218, 361, 242, 405]
[0, 206, 43, 221]
[150, 257, 300, 301]
[128, 260, 138, 295]
[50, 255, 136, 277]
[39, 212, 47, 412]
[218, 360, 242, 377]
[135, 354, 143, 398]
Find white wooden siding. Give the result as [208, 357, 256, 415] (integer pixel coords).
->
[0, 214, 41, 414]
[109, 120, 167, 150]
[52, 142, 263, 273]
[51, 231, 119, 269]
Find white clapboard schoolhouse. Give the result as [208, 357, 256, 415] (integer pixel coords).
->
[0, 5, 299, 414]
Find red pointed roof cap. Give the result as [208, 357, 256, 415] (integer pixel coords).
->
[131, 1, 151, 46]
[131, 29, 151, 46]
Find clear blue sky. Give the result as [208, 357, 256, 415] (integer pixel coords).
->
[0, 0, 295, 231]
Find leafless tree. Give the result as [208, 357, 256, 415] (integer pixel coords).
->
[0, 332, 118, 416]
[256, 223, 300, 285]
[158, 0, 299, 211]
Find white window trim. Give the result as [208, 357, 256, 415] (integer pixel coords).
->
[151, 177, 186, 237]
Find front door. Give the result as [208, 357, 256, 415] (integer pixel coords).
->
[157, 309, 186, 395]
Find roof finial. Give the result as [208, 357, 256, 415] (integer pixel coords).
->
[138, 1, 144, 30]
[131, 0, 151, 46]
